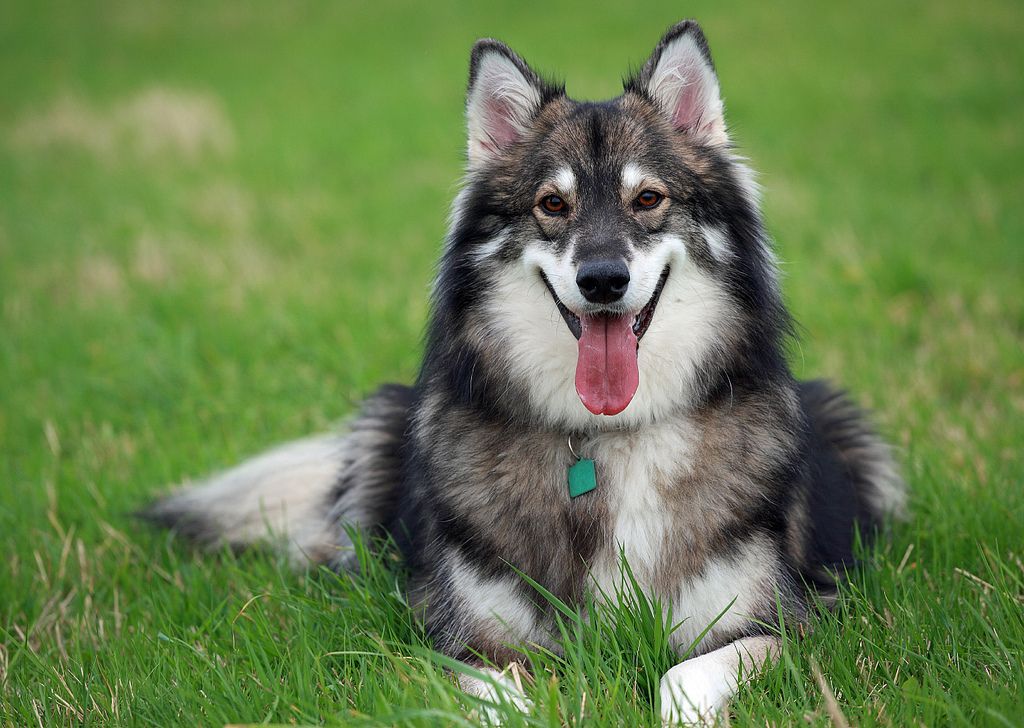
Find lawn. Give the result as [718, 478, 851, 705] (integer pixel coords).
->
[1, 0, 1022, 725]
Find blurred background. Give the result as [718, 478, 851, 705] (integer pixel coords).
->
[1, 0, 1021, 724]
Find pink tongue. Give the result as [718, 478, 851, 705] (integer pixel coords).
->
[575, 314, 639, 416]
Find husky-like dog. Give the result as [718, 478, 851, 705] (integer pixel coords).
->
[145, 20, 905, 725]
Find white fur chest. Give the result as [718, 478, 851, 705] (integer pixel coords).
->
[583, 422, 697, 593]
[581, 422, 776, 652]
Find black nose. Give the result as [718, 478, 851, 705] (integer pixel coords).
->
[576, 259, 630, 304]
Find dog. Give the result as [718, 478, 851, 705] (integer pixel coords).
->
[143, 20, 906, 725]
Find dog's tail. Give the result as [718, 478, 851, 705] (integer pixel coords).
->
[140, 385, 412, 569]
[800, 379, 908, 525]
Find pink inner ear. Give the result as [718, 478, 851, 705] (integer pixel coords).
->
[481, 97, 521, 153]
[670, 65, 714, 133]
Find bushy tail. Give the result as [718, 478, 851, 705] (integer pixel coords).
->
[140, 385, 412, 569]
[800, 379, 908, 524]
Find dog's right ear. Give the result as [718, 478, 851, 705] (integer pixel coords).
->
[466, 40, 557, 167]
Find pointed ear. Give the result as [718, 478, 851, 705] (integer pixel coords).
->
[628, 21, 728, 146]
[466, 40, 555, 167]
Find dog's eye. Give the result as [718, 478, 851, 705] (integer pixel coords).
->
[635, 190, 663, 209]
[540, 194, 567, 215]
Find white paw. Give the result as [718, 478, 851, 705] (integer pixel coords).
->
[458, 666, 532, 725]
[660, 661, 731, 726]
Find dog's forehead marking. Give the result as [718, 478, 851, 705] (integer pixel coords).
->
[535, 95, 707, 184]
[554, 166, 576, 194]
[543, 102, 650, 168]
[621, 163, 648, 190]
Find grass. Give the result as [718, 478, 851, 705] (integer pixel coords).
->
[1, 0, 1022, 725]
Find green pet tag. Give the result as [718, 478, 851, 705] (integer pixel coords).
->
[567, 457, 597, 499]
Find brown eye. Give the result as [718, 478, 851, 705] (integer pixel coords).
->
[540, 194, 567, 215]
[635, 190, 663, 209]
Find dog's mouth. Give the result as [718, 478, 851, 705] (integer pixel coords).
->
[541, 266, 670, 416]
[541, 267, 669, 343]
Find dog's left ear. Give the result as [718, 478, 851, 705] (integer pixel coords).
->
[466, 39, 557, 167]
[628, 21, 728, 146]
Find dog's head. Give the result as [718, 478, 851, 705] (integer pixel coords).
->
[429, 21, 786, 429]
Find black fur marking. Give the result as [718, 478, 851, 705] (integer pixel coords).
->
[326, 383, 413, 522]
[799, 379, 894, 563]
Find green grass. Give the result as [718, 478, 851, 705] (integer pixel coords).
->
[2, 0, 1022, 725]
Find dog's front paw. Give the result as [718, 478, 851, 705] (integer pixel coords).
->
[458, 666, 532, 725]
[659, 661, 730, 726]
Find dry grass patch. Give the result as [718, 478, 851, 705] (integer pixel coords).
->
[8, 87, 234, 165]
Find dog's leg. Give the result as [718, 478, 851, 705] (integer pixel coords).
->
[457, 663, 532, 725]
[660, 634, 780, 726]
